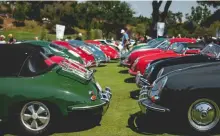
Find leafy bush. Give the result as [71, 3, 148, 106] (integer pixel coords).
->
[0, 17, 3, 24]
[89, 29, 102, 39]
[40, 27, 48, 40]
[24, 20, 38, 29]
[13, 21, 25, 27]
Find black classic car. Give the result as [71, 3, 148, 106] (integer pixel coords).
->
[138, 61, 220, 133]
[136, 43, 220, 88]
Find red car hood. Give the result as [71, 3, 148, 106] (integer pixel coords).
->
[131, 51, 182, 75]
[128, 48, 163, 65]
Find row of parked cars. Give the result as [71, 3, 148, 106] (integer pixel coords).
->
[121, 38, 220, 134]
[0, 39, 120, 135]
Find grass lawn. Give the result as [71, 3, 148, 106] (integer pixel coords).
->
[0, 28, 75, 41]
[51, 62, 174, 136]
[3, 61, 219, 136]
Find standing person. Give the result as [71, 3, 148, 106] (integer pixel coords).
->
[35, 37, 39, 41]
[134, 32, 141, 46]
[121, 29, 130, 52]
[0, 35, 6, 44]
[75, 33, 82, 41]
[8, 34, 16, 44]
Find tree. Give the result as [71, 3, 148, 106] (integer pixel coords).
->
[201, 9, 220, 27]
[185, 5, 211, 25]
[197, 1, 220, 8]
[149, 0, 172, 38]
[13, 2, 29, 21]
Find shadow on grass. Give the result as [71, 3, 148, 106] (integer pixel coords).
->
[118, 69, 128, 74]
[127, 112, 220, 136]
[124, 77, 135, 83]
[130, 89, 140, 100]
[107, 61, 119, 63]
[1, 114, 101, 136]
[98, 64, 107, 67]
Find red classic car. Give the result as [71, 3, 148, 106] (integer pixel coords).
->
[123, 38, 196, 67]
[52, 41, 96, 67]
[129, 42, 200, 76]
[85, 40, 120, 60]
[45, 55, 87, 73]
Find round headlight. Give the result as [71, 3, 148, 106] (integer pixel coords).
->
[157, 68, 164, 79]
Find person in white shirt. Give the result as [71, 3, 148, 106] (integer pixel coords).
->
[0, 35, 6, 44]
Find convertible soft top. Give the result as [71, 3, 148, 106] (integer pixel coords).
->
[0, 44, 44, 76]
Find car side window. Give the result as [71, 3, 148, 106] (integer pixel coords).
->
[0, 52, 29, 77]
[19, 52, 51, 77]
[170, 43, 185, 53]
[169, 43, 179, 50]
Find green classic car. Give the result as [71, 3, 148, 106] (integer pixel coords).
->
[22, 40, 85, 65]
[0, 43, 111, 135]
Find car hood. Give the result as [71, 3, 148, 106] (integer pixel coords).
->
[163, 62, 220, 90]
[139, 52, 178, 62]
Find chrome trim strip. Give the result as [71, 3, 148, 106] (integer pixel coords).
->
[141, 101, 169, 112]
[70, 101, 107, 110]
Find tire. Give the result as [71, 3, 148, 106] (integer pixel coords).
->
[16, 101, 55, 136]
[187, 98, 220, 134]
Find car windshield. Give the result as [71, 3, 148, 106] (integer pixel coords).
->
[201, 43, 220, 58]
[100, 41, 107, 45]
[19, 51, 57, 77]
[157, 40, 170, 50]
[49, 43, 66, 52]
[146, 39, 165, 48]
[69, 41, 93, 54]
[106, 40, 112, 43]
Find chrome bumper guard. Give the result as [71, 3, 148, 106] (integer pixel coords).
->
[135, 72, 151, 88]
[138, 86, 170, 113]
[100, 87, 112, 102]
[85, 61, 92, 67]
[96, 60, 101, 67]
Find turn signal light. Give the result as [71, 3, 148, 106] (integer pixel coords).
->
[91, 95, 97, 101]
[151, 95, 159, 103]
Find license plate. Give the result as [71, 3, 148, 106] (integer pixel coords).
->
[96, 82, 102, 91]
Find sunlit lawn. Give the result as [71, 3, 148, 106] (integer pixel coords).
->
[3, 62, 220, 136]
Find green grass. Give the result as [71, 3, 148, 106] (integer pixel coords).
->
[0, 28, 76, 41]
[4, 61, 219, 136]
[51, 62, 172, 136]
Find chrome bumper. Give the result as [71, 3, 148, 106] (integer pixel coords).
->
[85, 61, 92, 67]
[138, 86, 170, 113]
[135, 72, 151, 88]
[68, 87, 112, 115]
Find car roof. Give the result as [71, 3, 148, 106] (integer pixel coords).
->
[22, 40, 50, 47]
[0, 44, 44, 75]
[68, 40, 85, 46]
[0, 43, 43, 54]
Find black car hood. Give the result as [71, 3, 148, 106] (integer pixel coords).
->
[162, 61, 220, 91]
[147, 54, 218, 83]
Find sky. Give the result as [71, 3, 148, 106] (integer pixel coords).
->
[127, 1, 217, 20]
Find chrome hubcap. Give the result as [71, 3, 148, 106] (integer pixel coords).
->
[188, 99, 220, 132]
[20, 101, 50, 131]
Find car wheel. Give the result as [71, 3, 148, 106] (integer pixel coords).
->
[187, 98, 220, 133]
[19, 101, 52, 135]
